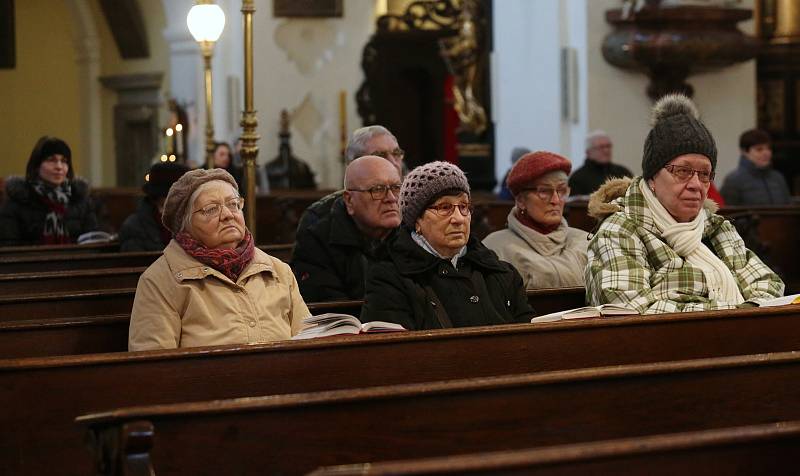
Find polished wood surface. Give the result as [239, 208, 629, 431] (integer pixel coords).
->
[310, 421, 800, 475]
[3, 306, 800, 474]
[0, 243, 293, 275]
[78, 351, 800, 475]
[0, 288, 583, 356]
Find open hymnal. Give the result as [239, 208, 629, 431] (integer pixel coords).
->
[531, 304, 639, 323]
[292, 313, 406, 340]
[757, 293, 800, 308]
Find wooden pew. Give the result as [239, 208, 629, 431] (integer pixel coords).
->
[0, 289, 582, 357]
[77, 351, 800, 475]
[0, 243, 293, 275]
[310, 421, 800, 475]
[0, 267, 145, 296]
[0, 241, 120, 256]
[0, 285, 584, 326]
[5, 306, 800, 474]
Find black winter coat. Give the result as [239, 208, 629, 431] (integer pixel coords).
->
[360, 228, 535, 330]
[118, 198, 169, 252]
[0, 177, 98, 247]
[568, 158, 633, 196]
[290, 195, 380, 302]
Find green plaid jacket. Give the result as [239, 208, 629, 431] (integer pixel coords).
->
[586, 177, 784, 314]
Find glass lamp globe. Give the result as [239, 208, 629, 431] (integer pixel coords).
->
[187, 4, 226, 43]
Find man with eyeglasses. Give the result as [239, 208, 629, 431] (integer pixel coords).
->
[568, 130, 633, 197]
[294, 126, 406, 235]
[290, 155, 402, 302]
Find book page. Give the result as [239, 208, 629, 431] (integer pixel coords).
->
[531, 306, 600, 323]
[758, 294, 800, 308]
[596, 304, 639, 316]
[361, 321, 406, 332]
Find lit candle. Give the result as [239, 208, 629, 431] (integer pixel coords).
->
[175, 123, 183, 158]
[166, 127, 174, 155]
[339, 90, 347, 160]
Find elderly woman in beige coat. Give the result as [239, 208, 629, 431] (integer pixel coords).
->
[129, 168, 309, 351]
[483, 151, 588, 289]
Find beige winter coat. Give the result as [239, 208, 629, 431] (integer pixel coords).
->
[483, 209, 589, 289]
[129, 240, 310, 351]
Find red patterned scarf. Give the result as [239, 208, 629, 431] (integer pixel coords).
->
[31, 179, 72, 244]
[175, 230, 255, 282]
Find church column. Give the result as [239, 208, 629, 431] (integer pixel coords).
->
[64, 0, 103, 185]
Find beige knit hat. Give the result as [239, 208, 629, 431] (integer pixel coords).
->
[162, 168, 239, 234]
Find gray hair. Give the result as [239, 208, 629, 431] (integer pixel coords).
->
[180, 180, 239, 234]
[345, 125, 396, 162]
[585, 130, 610, 151]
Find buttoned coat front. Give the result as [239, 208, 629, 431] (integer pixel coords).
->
[129, 240, 309, 351]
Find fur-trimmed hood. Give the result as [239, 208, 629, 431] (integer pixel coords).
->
[587, 176, 719, 222]
[4, 176, 91, 205]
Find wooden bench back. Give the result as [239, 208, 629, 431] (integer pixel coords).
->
[3, 306, 800, 474]
[77, 351, 800, 475]
[310, 420, 800, 475]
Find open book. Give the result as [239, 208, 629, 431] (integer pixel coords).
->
[758, 293, 800, 307]
[292, 313, 406, 340]
[531, 304, 639, 323]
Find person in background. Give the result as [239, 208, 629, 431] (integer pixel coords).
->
[296, 125, 405, 233]
[720, 129, 792, 206]
[129, 168, 309, 351]
[483, 151, 588, 289]
[291, 155, 402, 302]
[497, 146, 531, 200]
[211, 142, 244, 190]
[0, 136, 98, 246]
[118, 162, 189, 252]
[361, 161, 534, 330]
[585, 95, 783, 314]
[568, 130, 633, 196]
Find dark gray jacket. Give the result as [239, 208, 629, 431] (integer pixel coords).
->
[721, 156, 792, 206]
[118, 198, 170, 252]
[0, 176, 97, 246]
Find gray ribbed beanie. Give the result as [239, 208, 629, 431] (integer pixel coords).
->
[399, 161, 470, 228]
[162, 168, 239, 234]
[642, 94, 717, 180]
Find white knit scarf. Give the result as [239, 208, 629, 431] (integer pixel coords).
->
[639, 180, 743, 305]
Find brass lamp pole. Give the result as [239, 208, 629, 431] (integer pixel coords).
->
[187, 0, 226, 169]
[240, 0, 260, 238]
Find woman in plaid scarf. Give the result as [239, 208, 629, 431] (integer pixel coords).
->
[0, 136, 97, 246]
[129, 168, 310, 351]
[585, 95, 783, 314]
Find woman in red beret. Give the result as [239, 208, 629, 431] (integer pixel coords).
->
[483, 151, 588, 289]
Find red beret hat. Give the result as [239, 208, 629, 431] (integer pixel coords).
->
[506, 151, 572, 197]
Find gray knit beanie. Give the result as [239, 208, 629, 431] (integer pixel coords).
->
[399, 161, 470, 228]
[162, 168, 239, 234]
[642, 94, 717, 180]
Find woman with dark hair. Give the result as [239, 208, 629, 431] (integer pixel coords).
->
[360, 161, 534, 330]
[0, 136, 98, 246]
[211, 142, 243, 189]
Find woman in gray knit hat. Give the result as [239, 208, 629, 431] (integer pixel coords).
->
[585, 94, 783, 314]
[129, 168, 309, 351]
[360, 161, 534, 330]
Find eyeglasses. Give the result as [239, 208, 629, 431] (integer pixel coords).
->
[426, 202, 473, 217]
[192, 197, 245, 219]
[664, 164, 715, 184]
[525, 185, 570, 202]
[370, 148, 405, 160]
[347, 183, 402, 200]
